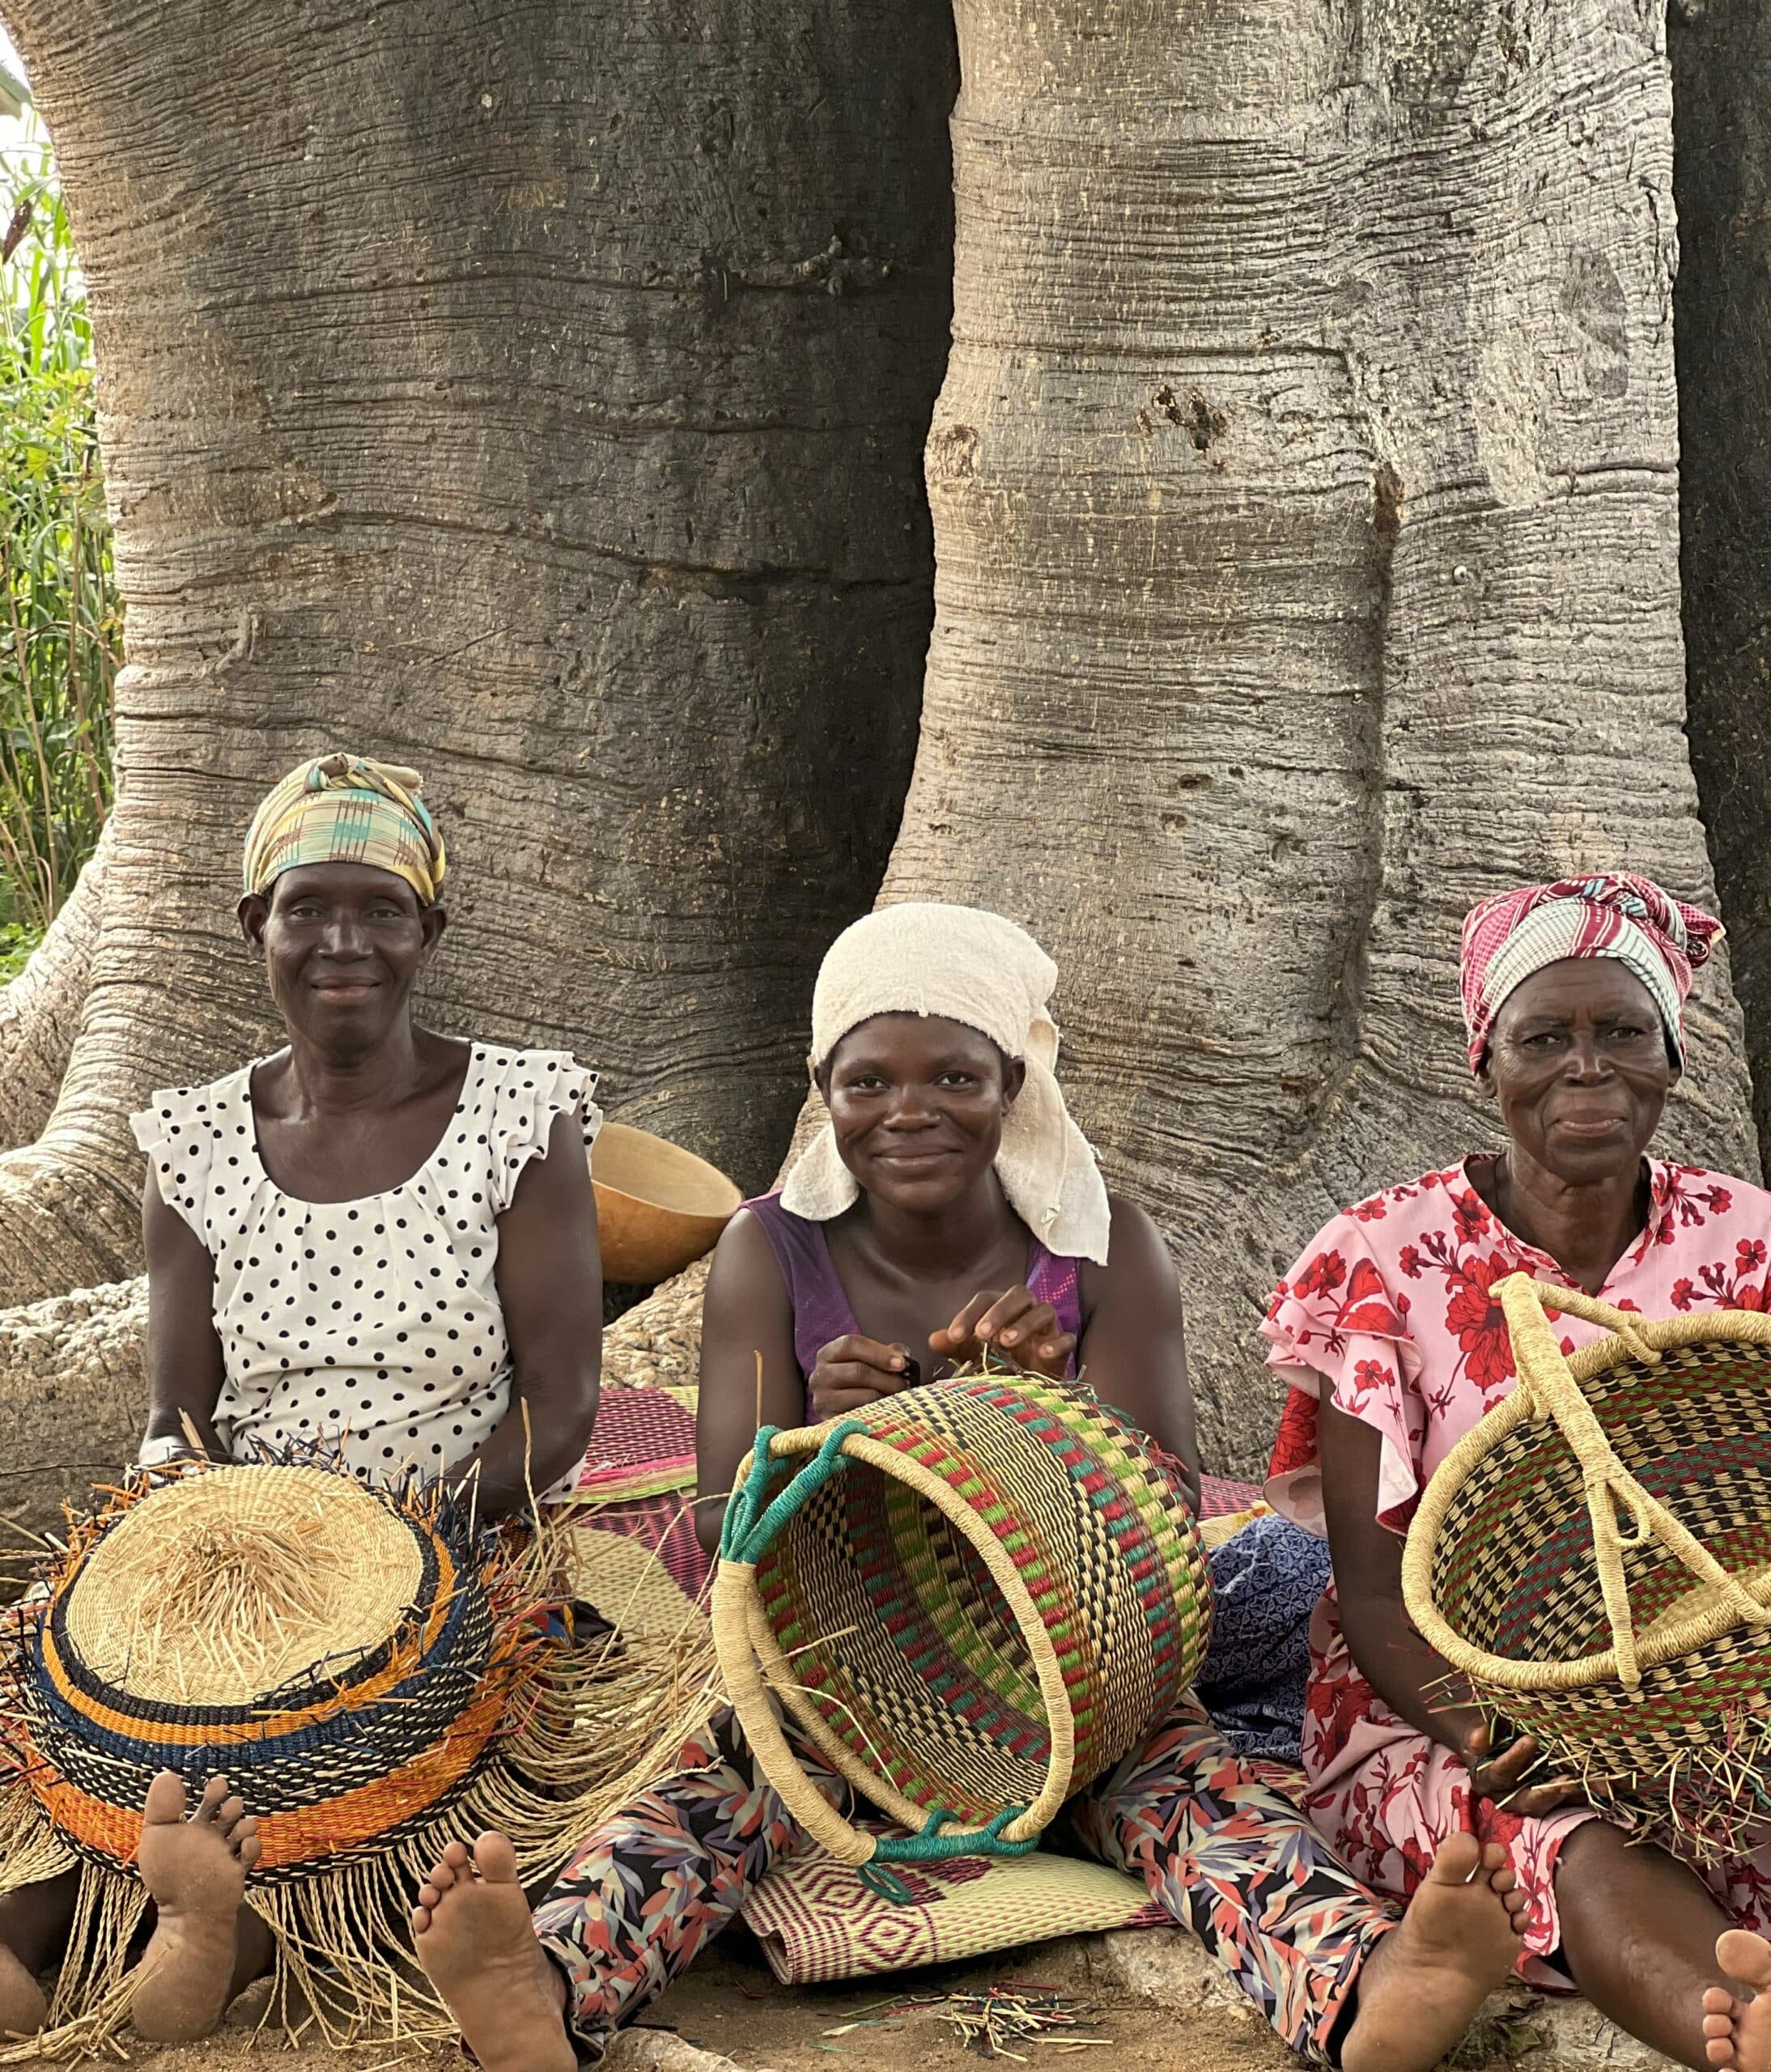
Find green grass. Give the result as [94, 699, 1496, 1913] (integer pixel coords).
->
[0, 112, 117, 943]
[0, 917, 36, 980]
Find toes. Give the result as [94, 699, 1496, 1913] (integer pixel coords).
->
[1705, 1991, 1739, 2016]
[1706, 2010, 1741, 2036]
[194, 1775, 231, 1824]
[424, 1862, 458, 1895]
[1427, 1829, 1480, 1885]
[215, 1796, 247, 1837]
[411, 1904, 433, 1937]
[418, 1883, 445, 1910]
[1708, 2042, 1738, 2066]
[237, 1830, 262, 1875]
[440, 1839, 473, 1873]
[1719, 1930, 1771, 1991]
[471, 1832, 521, 1886]
[142, 1771, 189, 1828]
[1478, 1841, 1508, 1873]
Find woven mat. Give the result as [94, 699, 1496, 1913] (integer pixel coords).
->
[741, 1828, 1166, 1985]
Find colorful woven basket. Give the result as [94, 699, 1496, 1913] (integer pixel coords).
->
[1403, 1274, 1771, 1857]
[711, 1370, 1210, 1887]
[0, 1449, 718, 2058]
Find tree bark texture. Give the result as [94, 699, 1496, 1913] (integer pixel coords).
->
[875, 0, 1756, 1475]
[0, 0, 957, 1306]
[1671, 0, 1771, 1166]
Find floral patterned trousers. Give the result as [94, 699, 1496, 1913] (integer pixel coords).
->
[530, 1692, 1398, 2066]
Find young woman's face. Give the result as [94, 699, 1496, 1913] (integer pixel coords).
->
[820, 1013, 1025, 1215]
[239, 863, 444, 1055]
[1480, 958, 1675, 1184]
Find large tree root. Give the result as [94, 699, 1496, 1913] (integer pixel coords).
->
[0, 821, 110, 1153]
[0, 1276, 148, 1564]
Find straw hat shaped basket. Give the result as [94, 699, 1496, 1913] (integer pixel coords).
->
[1402, 1274, 1771, 1857]
[711, 1369, 1211, 1893]
[0, 1451, 717, 2058]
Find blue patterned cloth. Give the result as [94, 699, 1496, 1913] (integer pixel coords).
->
[1196, 1514, 1331, 1762]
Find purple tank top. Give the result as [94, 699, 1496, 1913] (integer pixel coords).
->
[743, 1191, 1085, 1384]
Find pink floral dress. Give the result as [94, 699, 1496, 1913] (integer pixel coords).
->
[1262, 1155, 1771, 1980]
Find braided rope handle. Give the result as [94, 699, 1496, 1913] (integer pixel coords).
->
[1497, 1276, 1771, 1689]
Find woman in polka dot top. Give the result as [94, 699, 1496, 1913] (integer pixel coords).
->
[130, 754, 604, 1518]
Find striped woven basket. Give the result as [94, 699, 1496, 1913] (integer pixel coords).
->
[711, 1369, 1210, 1889]
[0, 1450, 717, 2058]
[1403, 1273, 1771, 1857]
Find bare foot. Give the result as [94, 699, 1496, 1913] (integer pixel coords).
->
[1341, 1831, 1528, 2072]
[1702, 1928, 1771, 2067]
[0, 1946, 45, 2041]
[130, 1772, 261, 2043]
[411, 1832, 575, 2072]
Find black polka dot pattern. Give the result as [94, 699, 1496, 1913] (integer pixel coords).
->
[131, 1047, 601, 1481]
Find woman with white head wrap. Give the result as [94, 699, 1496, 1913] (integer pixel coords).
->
[418, 903, 1530, 2072]
[429, 902, 1525, 2072]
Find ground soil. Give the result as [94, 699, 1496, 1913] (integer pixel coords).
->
[62, 1929, 1546, 2072]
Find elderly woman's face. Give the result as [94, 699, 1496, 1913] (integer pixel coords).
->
[239, 863, 444, 1052]
[1481, 958, 1675, 1182]
[820, 1013, 1026, 1215]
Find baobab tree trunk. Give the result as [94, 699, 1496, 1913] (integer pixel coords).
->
[1671, 0, 1771, 1166]
[872, 0, 1754, 1475]
[0, 0, 956, 1306]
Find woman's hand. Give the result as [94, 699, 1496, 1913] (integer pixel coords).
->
[809, 1334, 918, 1421]
[930, 1286, 1076, 1380]
[1461, 1720, 1580, 1816]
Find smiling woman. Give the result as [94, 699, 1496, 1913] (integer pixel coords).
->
[1262, 872, 1771, 2072]
[132, 752, 604, 1514]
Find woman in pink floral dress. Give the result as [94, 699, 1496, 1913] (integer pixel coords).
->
[1264, 873, 1771, 2071]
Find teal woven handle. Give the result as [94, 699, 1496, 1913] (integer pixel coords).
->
[719, 1419, 865, 1565]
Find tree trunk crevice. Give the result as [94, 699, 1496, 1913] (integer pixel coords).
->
[0, 0, 959, 1309]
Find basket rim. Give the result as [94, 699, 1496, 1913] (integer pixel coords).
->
[1402, 1305, 1771, 1693]
[712, 1418, 1086, 1869]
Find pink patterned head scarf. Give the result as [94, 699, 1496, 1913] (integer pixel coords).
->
[1459, 873, 1723, 1072]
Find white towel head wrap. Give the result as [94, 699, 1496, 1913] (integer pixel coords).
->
[779, 902, 1111, 1266]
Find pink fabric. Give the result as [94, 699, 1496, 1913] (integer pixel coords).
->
[1262, 1155, 1771, 1979]
[1458, 874, 1722, 1071]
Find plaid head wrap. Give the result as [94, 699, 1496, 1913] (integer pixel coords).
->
[1459, 872, 1723, 1072]
[243, 754, 446, 906]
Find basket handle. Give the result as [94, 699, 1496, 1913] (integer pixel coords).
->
[1497, 1275, 1771, 1689]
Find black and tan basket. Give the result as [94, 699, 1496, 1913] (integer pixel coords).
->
[1402, 1273, 1771, 1855]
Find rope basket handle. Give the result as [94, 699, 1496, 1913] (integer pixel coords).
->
[1494, 1275, 1771, 1689]
[711, 1420, 1050, 1881]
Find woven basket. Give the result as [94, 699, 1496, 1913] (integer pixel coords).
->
[0, 1449, 719, 2057]
[711, 1370, 1210, 1886]
[1402, 1273, 1771, 1854]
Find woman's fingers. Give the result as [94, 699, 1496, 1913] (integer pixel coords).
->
[808, 1335, 916, 1422]
[813, 1334, 911, 1378]
[932, 1288, 1047, 1357]
[1469, 1733, 1539, 1797]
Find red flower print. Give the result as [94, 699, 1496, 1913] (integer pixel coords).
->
[1740, 1239, 1767, 1272]
[1339, 1258, 1408, 1337]
[1450, 1189, 1489, 1244]
[1293, 1250, 1346, 1301]
[1399, 1245, 1423, 1280]
[1343, 1358, 1395, 1414]
[1443, 1252, 1518, 1397]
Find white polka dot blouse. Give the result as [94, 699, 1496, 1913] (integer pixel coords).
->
[130, 1046, 601, 1481]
